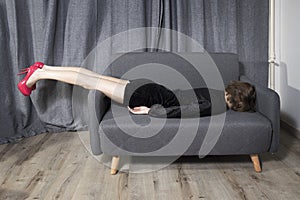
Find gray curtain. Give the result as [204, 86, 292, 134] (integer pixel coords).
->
[0, 0, 269, 143]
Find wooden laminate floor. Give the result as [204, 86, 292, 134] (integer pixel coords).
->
[0, 128, 299, 200]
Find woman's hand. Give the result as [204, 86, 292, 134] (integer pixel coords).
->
[128, 106, 150, 115]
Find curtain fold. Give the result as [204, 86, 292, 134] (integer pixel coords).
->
[0, 0, 269, 143]
[203, 0, 237, 53]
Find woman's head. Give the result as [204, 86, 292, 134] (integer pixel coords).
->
[225, 81, 256, 112]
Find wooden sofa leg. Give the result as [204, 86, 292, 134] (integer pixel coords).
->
[111, 156, 120, 175]
[250, 154, 262, 173]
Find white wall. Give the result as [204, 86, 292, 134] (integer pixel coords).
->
[275, 0, 300, 131]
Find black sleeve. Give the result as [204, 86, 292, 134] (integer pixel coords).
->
[148, 100, 211, 118]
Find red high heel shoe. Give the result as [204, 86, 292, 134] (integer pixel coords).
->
[17, 62, 44, 96]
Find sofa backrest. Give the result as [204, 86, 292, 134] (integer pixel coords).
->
[107, 52, 239, 89]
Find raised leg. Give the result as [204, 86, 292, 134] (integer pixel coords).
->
[26, 65, 129, 104]
[111, 156, 120, 175]
[44, 65, 127, 83]
[250, 154, 262, 173]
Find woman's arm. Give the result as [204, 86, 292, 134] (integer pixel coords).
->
[128, 99, 211, 118]
[148, 100, 211, 118]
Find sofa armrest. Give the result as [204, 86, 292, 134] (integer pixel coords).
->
[240, 75, 280, 153]
[88, 90, 111, 155]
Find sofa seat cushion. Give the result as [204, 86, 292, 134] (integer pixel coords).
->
[99, 104, 272, 156]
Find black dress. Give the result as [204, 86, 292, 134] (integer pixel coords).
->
[123, 78, 227, 118]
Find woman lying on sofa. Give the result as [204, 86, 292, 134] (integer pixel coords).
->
[18, 62, 256, 118]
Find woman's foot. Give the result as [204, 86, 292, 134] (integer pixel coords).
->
[18, 62, 44, 96]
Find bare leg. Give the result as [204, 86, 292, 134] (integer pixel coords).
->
[26, 65, 130, 104]
[44, 65, 125, 83]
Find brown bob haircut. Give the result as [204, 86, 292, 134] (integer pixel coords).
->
[225, 81, 256, 112]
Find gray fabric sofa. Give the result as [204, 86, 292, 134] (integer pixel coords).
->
[88, 52, 280, 174]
